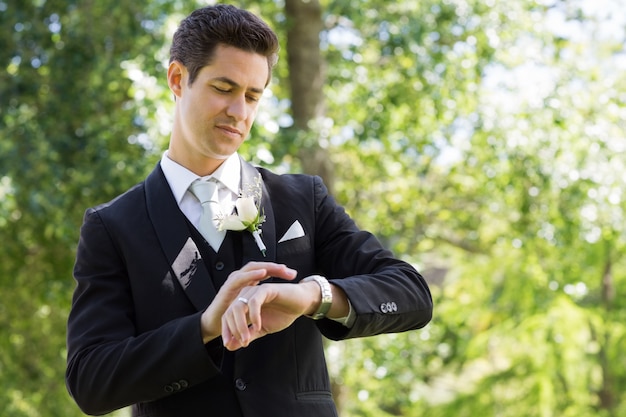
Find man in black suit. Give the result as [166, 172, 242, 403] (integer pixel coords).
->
[66, 4, 432, 416]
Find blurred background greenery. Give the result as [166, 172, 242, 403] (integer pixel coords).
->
[1, 0, 625, 416]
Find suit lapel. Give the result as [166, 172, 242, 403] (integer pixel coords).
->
[145, 164, 216, 311]
[240, 159, 276, 264]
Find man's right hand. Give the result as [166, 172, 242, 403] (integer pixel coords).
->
[200, 262, 297, 344]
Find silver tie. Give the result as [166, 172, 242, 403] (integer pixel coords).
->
[189, 180, 226, 252]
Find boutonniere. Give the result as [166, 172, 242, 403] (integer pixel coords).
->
[216, 174, 267, 256]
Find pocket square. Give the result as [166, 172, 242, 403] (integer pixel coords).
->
[278, 220, 305, 243]
[172, 237, 201, 289]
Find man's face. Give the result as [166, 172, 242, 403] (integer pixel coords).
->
[168, 44, 269, 174]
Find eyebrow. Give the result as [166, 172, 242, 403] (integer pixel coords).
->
[211, 77, 264, 95]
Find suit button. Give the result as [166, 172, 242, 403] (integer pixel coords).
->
[235, 378, 247, 391]
[380, 303, 388, 313]
[179, 379, 188, 388]
[215, 261, 225, 271]
[172, 382, 181, 391]
[164, 384, 173, 393]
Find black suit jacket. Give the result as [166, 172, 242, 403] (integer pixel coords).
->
[66, 160, 432, 417]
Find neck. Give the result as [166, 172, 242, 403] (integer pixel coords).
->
[166, 147, 226, 177]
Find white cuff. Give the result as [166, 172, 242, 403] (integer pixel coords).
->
[329, 299, 356, 328]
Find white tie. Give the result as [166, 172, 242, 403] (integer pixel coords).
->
[189, 179, 226, 252]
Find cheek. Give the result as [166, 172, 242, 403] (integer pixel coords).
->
[246, 107, 259, 126]
[187, 93, 219, 117]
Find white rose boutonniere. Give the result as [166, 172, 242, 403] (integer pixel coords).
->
[216, 174, 267, 256]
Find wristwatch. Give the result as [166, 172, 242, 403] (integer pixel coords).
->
[301, 275, 333, 320]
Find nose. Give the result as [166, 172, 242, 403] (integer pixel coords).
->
[225, 94, 248, 121]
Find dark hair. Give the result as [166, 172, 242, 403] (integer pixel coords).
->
[169, 4, 279, 86]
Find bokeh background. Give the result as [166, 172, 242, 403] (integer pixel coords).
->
[1, 0, 625, 416]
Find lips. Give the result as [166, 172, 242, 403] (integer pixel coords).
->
[216, 124, 242, 137]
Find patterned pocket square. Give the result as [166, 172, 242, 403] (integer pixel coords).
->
[172, 237, 201, 289]
[278, 220, 305, 243]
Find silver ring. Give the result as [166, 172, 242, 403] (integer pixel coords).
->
[237, 297, 249, 305]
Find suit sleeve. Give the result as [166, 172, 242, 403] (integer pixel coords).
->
[66, 208, 221, 415]
[310, 176, 433, 340]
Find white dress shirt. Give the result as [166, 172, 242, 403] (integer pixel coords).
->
[160, 151, 241, 229]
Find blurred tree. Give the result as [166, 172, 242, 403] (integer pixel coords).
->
[0, 0, 172, 415]
[319, 0, 626, 416]
[284, 0, 335, 186]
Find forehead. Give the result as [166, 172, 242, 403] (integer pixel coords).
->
[198, 44, 269, 89]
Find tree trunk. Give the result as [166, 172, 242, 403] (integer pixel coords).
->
[284, 0, 340, 407]
[598, 249, 616, 415]
[284, 0, 334, 192]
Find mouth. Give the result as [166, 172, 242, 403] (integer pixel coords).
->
[216, 124, 242, 137]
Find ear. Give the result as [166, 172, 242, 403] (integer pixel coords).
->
[167, 61, 186, 98]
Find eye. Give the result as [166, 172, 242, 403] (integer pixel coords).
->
[246, 95, 260, 103]
[213, 85, 230, 93]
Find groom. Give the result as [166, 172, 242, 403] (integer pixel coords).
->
[66, 4, 432, 417]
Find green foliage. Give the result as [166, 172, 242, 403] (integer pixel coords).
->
[320, 0, 626, 416]
[0, 0, 169, 415]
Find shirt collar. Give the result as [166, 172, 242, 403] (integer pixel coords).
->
[160, 152, 241, 204]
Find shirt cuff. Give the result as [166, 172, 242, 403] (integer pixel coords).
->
[329, 299, 356, 328]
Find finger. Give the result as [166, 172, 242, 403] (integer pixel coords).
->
[232, 300, 252, 347]
[224, 321, 263, 351]
[221, 322, 242, 351]
[222, 264, 297, 299]
[222, 296, 253, 347]
[222, 322, 254, 351]
[240, 262, 298, 281]
[245, 292, 264, 335]
[218, 269, 269, 303]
